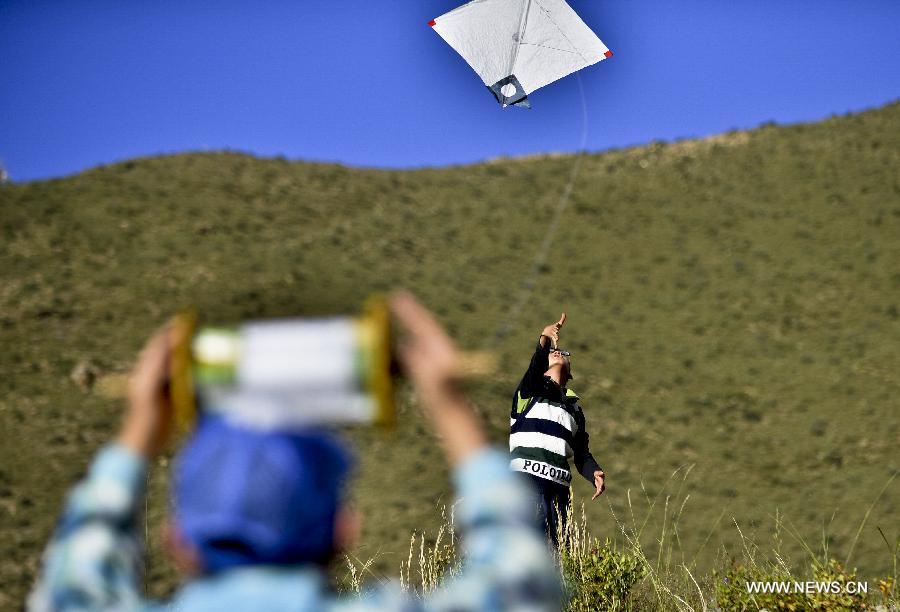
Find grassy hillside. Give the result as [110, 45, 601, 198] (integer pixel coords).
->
[1, 102, 899, 606]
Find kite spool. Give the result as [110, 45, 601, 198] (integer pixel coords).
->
[169, 298, 395, 432]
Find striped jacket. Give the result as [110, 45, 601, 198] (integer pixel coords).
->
[509, 342, 601, 487]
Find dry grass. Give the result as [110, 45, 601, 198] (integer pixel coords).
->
[367, 467, 898, 610]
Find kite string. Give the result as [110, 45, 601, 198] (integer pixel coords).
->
[493, 72, 589, 345]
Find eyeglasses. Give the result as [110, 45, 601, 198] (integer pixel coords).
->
[551, 348, 571, 357]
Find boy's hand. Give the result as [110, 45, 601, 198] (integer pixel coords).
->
[118, 323, 184, 458]
[591, 470, 606, 500]
[390, 291, 486, 464]
[540, 313, 567, 348]
[390, 291, 460, 395]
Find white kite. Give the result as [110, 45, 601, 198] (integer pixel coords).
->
[428, 0, 613, 108]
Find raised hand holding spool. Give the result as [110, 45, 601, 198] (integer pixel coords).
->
[97, 296, 497, 434]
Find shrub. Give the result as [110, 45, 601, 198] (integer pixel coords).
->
[560, 538, 645, 611]
[558, 503, 645, 611]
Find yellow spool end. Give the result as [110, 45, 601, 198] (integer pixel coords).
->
[169, 311, 198, 434]
[360, 296, 395, 428]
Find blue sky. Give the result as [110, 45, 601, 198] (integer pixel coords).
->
[1, 0, 899, 182]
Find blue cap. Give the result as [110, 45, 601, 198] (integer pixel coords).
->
[173, 415, 353, 573]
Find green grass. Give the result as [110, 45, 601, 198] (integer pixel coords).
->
[1, 101, 899, 606]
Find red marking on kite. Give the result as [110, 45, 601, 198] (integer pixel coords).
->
[428, 19, 436, 27]
[604, 50, 614, 58]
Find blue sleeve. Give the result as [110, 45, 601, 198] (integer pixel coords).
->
[28, 444, 148, 612]
[427, 449, 563, 610]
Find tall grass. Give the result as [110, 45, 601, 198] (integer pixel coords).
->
[399, 505, 458, 595]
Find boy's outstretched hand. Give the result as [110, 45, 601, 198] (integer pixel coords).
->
[118, 322, 186, 458]
[390, 291, 460, 396]
[390, 291, 487, 465]
[540, 312, 567, 348]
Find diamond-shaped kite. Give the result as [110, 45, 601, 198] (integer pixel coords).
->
[429, 0, 613, 108]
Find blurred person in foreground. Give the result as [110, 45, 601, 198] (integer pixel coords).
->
[29, 292, 563, 611]
[509, 313, 605, 546]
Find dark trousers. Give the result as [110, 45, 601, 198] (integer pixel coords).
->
[521, 474, 571, 547]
